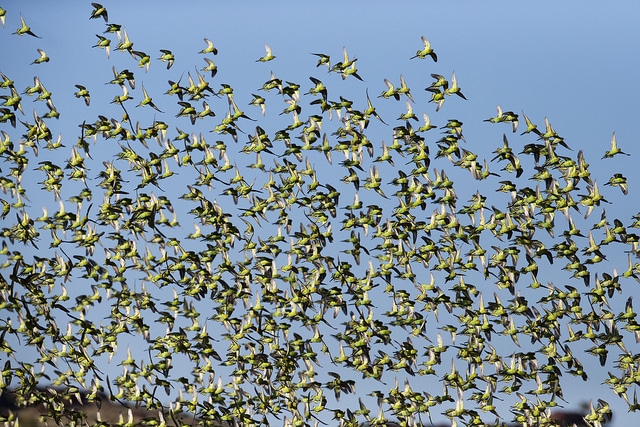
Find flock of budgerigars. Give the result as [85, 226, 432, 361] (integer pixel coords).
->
[0, 3, 635, 427]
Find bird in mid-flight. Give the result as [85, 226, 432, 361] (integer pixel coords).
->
[14, 14, 41, 38]
[257, 44, 276, 62]
[90, 3, 108, 22]
[411, 36, 437, 61]
[31, 49, 49, 65]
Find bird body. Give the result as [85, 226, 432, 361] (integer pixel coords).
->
[380, 79, 399, 100]
[202, 58, 217, 77]
[604, 173, 628, 195]
[93, 34, 111, 58]
[249, 93, 266, 116]
[602, 132, 629, 158]
[398, 75, 414, 102]
[430, 73, 448, 90]
[341, 46, 356, 68]
[312, 52, 330, 70]
[109, 67, 135, 89]
[131, 50, 151, 72]
[418, 113, 436, 132]
[307, 77, 328, 101]
[427, 87, 445, 111]
[116, 28, 133, 52]
[411, 36, 437, 61]
[398, 100, 417, 121]
[90, 3, 108, 21]
[485, 105, 518, 131]
[485, 105, 505, 124]
[341, 62, 362, 81]
[199, 38, 218, 55]
[137, 83, 162, 112]
[14, 14, 41, 38]
[444, 71, 466, 99]
[176, 101, 197, 125]
[103, 23, 122, 39]
[364, 89, 386, 127]
[521, 111, 542, 136]
[158, 49, 175, 69]
[257, 44, 275, 62]
[111, 85, 132, 104]
[1, 87, 23, 113]
[0, 72, 14, 89]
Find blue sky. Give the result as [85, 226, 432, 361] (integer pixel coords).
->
[2, 2, 640, 426]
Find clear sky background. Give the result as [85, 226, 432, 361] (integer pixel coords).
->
[2, 2, 640, 426]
